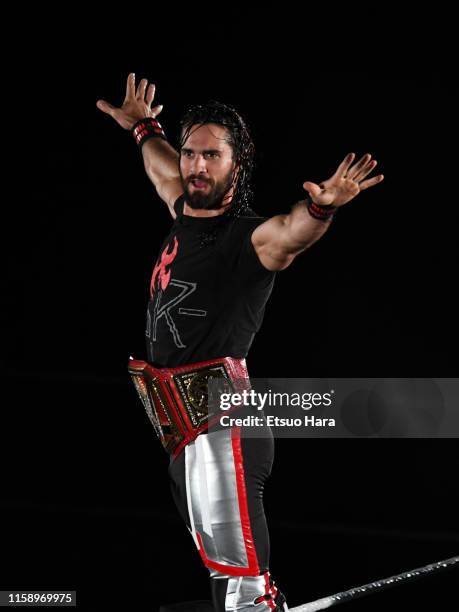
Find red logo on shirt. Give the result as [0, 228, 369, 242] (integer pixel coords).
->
[150, 236, 179, 296]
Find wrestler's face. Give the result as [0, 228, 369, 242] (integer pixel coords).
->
[179, 123, 239, 210]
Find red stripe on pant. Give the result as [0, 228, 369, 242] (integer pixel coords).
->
[195, 426, 261, 576]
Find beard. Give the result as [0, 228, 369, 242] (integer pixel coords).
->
[181, 169, 236, 210]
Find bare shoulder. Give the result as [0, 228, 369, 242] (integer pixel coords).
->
[156, 177, 184, 219]
[251, 215, 296, 272]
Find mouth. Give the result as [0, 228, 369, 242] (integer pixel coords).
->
[190, 179, 209, 190]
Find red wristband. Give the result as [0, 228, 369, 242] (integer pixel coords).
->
[131, 117, 167, 147]
[305, 194, 337, 221]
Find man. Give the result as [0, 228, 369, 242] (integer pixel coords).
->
[96, 74, 384, 611]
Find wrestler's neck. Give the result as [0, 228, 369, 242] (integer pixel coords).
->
[183, 198, 233, 218]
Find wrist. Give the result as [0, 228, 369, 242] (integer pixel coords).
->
[305, 194, 337, 222]
[131, 117, 167, 148]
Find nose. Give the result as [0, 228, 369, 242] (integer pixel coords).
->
[190, 154, 208, 177]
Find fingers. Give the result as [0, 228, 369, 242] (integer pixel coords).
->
[134, 77, 159, 109]
[346, 153, 372, 180]
[353, 159, 378, 183]
[125, 72, 136, 100]
[145, 83, 156, 107]
[151, 103, 164, 118]
[359, 175, 385, 191]
[96, 99, 115, 116]
[136, 78, 149, 101]
[334, 152, 355, 178]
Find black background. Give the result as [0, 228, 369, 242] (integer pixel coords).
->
[2, 8, 458, 611]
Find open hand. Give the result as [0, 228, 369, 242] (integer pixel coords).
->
[96, 73, 164, 130]
[303, 153, 384, 207]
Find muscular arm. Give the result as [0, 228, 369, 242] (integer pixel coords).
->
[252, 201, 332, 272]
[97, 73, 183, 218]
[140, 138, 183, 216]
[252, 152, 384, 272]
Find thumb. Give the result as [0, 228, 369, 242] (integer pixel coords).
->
[302, 181, 322, 199]
[96, 99, 115, 116]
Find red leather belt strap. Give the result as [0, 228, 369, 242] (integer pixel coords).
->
[128, 356, 250, 458]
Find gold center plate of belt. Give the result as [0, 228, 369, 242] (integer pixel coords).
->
[173, 364, 234, 428]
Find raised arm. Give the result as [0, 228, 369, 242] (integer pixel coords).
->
[96, 73, 182, 218]
[252, 152, 385, 271]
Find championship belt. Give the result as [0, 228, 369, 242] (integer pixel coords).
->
[127, 356, 250, 458]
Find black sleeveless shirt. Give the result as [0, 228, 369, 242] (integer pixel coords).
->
[145, 194, 276, 367]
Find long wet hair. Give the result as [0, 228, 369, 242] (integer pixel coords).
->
[178, 100, 256, 246]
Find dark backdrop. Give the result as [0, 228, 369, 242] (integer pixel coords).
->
[2, 14, 458, 611]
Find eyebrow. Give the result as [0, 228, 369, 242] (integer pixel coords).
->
[181, 147, 222, 154]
